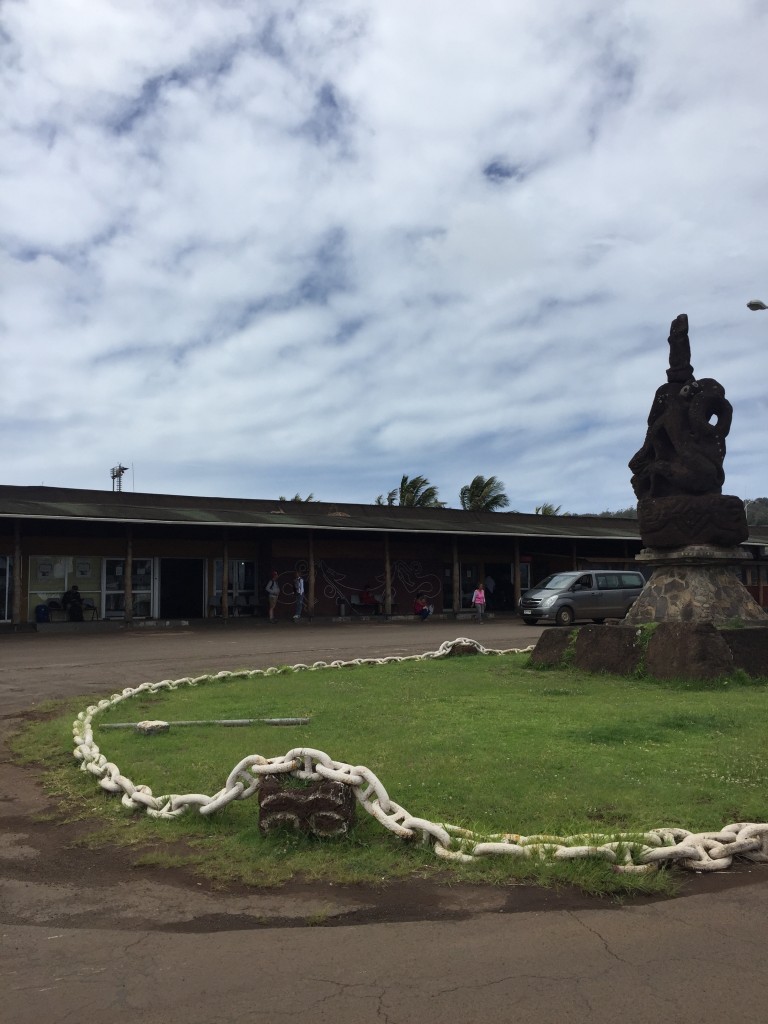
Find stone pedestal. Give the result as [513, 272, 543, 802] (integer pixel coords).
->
[624, 545, 768, 626]
[530, 621, 768, 680]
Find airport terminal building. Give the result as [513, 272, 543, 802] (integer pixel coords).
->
[1, 484, 766, 624]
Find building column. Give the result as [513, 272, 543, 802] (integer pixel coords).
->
[452, 537, 460, 614]
[124, 526, 133, 622]
[12, 520, 22, 624]
[221, 535, 229, 618]
[513, 539, 521, 607]
[384, 534, 392, 617]
[308, 531, 315, 619]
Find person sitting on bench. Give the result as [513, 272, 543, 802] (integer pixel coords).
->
[62, 585, 84, 622]
[413, 593, 433, 621]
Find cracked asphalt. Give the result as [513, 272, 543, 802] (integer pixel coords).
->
[2, 618, 767, 1023]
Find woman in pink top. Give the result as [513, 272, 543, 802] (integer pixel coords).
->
[471, 582, 486, 622]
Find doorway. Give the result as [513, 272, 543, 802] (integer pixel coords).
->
[159, 559, 205, 618]
[483, 562, 520, 612]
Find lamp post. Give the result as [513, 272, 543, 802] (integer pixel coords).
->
[747, 299, 767, 310]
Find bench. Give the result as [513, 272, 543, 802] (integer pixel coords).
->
[344, 594, 398, 617]
[349, 594, 381, 616]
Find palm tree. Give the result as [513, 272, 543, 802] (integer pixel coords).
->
[459, 475, 510, 512]
[534, 502, 562, 515]
[374, 488, 398, 506]
[375, 475, 444, 507]
[278, 493, 317, 502]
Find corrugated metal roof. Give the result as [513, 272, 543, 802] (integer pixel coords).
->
[1, 484, 767, 545]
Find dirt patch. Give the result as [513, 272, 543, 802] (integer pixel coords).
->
[2, 750, 763, 932]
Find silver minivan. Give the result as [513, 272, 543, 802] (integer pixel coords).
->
[518, 570, 645, 626]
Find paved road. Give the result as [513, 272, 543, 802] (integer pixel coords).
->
[2, 618, 767, 1023]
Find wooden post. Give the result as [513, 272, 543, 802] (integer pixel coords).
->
[308, 531, 315, 619]
[12, 520, 22, 624]
[124, 526, 133, 622]
[452, 537, 460, 614]
[513, 539, 522, 607]
[384, 534, 392, 617]
[222, 535, 229, 618]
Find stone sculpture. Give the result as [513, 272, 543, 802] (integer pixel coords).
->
[530, 312, 766, 676]
[623, 314, 765, 627]
[628, 314, 747, 547]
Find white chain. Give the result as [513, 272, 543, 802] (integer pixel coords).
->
[71, 637, 768, 875]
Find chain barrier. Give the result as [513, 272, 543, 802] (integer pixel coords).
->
[72, 637, 768, 875]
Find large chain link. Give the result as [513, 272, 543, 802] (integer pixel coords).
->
[71, 637, 768, 875]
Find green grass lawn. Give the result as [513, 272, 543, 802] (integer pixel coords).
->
[12, 653, 768, 897]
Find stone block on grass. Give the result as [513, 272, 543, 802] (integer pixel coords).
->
[258, 778, 356, 838]
[644, 621, 733, 680]
[529, 629, 573, 668]
[719, 627, 768, 678]
[572, 625, 642, 675]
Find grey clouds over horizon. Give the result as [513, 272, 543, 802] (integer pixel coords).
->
[3, 1, 768, 512]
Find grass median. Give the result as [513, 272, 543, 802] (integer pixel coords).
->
[12, 653, 768, 897]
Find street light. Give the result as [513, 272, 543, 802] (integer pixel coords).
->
[747, 299, 767, 310]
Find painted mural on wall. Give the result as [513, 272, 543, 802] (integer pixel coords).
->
[267, 559, 443, 617]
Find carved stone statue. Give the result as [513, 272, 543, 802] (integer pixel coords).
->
[531, 312, 766, 670]
[628, 314, 747, 548]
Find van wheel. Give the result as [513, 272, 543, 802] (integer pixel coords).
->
[555, 607, 574, 627]
[592, 618, 605, 624]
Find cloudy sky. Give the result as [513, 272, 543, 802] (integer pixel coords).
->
[2, 0, 768, 514]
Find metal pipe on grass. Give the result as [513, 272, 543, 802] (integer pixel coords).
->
[100, 717, 310, 729]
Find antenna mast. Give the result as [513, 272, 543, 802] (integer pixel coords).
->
[110, 465, 128, 492]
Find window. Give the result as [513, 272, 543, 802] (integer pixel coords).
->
[213, 559, 257, 613]
[213, 560, 256, 597]
[620, 573, 644, 588]
[104, 558, 153, 618]
[597, 574, 619, 590]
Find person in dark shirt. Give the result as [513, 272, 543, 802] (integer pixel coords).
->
[62, 584, 84, 622]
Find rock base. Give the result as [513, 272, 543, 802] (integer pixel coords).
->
[530, 621, 768, 681]
[624, 545, 768, 626]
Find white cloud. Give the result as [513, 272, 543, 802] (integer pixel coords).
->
[2, 0, 768, 512]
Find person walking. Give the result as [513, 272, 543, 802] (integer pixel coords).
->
[472, 581, 486, 623]
[292, 570, 305, 621]
[265, 571, 280, 622]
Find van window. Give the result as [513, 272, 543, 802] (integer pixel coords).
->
[620, 573, 644, 588]
[596, 574, 619, 590]
[534, 573, 579, 590]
